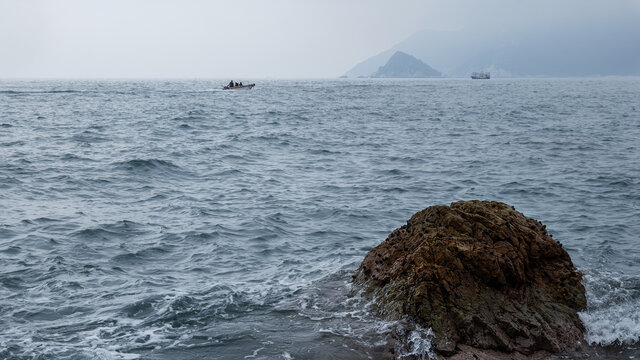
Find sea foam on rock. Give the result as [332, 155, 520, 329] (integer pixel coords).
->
[354, 200, 586, 358]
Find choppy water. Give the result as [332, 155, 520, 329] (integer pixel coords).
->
[1, 78, 639, 359]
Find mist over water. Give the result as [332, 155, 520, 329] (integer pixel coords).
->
[1, 78, 639, 359]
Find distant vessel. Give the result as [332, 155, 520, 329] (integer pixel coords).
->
[223, 83, 255, 90]
[471, 72, 490, 79]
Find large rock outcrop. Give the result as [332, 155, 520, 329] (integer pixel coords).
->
[354, 201, 586, 357]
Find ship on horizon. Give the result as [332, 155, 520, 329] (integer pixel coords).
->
[471, 71, 490, 79]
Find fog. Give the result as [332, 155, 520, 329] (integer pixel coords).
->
[1, 0, 638, 78]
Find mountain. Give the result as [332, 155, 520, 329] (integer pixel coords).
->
[344, 49, 395, 78]
[344, 20, 640, 77]
[371, 51, 441, 78]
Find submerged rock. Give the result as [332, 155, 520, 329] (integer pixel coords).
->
[354, 200, 586, 358]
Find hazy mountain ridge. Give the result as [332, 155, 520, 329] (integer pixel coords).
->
[344, 20, 640, 77]
[371, 51, 441, 78]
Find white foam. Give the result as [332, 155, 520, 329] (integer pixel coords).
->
[244, 346, 265, 358]
[579, 269, 640, 346]
[86, 348, 141, 360]
[395, 324, 436, 360]
[580, 301, 640, 345]
[294, 276, 440, 360]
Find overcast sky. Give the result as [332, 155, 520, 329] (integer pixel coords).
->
[1, 0, 639, 78]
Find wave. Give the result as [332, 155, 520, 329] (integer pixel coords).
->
[72, 220, 148, 241]
[71, 130, 109, 143]
[0, 89, 82, 94]
[113, 158, 181, 173]
[44, 89, 81, 93]
[121, 294, 165, 319]
[61, 153, 96, 162]
[1, 140, 25, 147]
[171, 115, 205, 122]
[294, 270, 438, 359]
[579, 269, 640, 346]
[307, 148, 343, 155]
[171, 109, 208, 122]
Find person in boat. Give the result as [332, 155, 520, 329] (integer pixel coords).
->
[235, 82, 238, 87]
[239, 82, 243, 86]
[228, 80, 234, 88]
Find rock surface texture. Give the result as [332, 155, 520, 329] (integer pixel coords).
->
[354, 201, 586, 357]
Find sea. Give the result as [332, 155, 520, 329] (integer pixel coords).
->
[1, 78, 639, 359]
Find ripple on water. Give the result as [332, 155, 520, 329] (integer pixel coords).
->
[0, 78, 639, 359]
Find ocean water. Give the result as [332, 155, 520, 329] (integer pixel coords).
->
[1, 78, 639, 359]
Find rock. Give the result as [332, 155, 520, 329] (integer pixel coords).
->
[353, 200, 586, 358]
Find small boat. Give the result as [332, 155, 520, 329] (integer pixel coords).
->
[471, 72, 490, 79]
[223, 83, 255, 90]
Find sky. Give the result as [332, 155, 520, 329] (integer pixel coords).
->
[1, 0, 639, 78]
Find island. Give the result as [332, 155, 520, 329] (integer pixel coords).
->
[370, 51, 441, 78]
